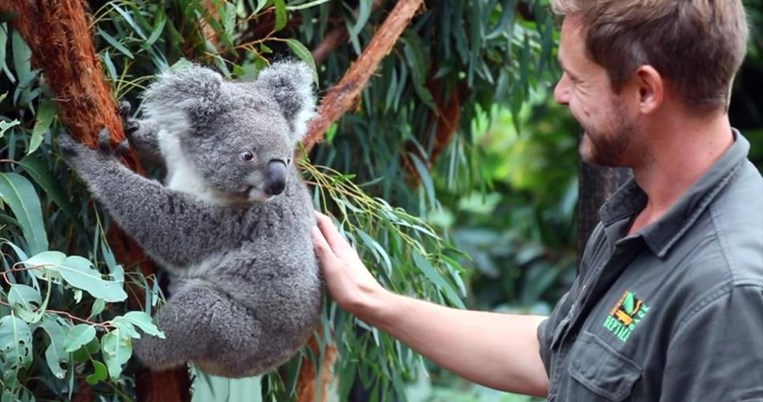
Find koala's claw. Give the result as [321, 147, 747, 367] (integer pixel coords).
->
[117, 101, 141, 135]
[97, 128, 130, 157]
[117, 101, 132, 119]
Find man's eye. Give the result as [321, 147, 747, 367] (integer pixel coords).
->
[240, 151, 255, 161]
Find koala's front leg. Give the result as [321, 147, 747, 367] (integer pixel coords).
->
[58, 131, 231, 268]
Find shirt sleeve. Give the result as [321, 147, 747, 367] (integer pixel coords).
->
[537, 287, 576, 376]
[661, 284, 763, 402]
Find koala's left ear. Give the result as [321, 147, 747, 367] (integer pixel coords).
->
[255, 61, 316, 141]
[142, 65, 224, 131]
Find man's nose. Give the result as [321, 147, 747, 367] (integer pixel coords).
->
[554, 74, 571, 105]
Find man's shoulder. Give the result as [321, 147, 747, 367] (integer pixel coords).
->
[709, 160, 763, 279]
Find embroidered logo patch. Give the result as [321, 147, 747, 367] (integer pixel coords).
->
[603, 291, 650, 342]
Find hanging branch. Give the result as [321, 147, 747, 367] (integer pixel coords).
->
[302, 0, 426, 152]
[0, 1, 191, 401]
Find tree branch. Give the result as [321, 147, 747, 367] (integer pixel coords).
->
[1, 1, 190, 401]
[302, 0, 425, 152]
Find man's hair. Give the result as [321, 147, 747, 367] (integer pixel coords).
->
[551, 0, 748, 113]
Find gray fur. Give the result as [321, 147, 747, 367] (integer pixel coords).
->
[59, 61, 322, 377]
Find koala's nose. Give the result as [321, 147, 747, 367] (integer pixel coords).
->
[265, 159, 287, 195]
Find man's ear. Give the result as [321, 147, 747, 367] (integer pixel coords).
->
[634, 65, 664, 114]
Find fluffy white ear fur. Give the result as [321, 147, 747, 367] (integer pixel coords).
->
[255, 61, 316, 142]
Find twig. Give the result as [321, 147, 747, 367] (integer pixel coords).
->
[302, 0, 425, 152]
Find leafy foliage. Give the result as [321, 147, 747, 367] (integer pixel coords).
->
[4, 0, 555, 400]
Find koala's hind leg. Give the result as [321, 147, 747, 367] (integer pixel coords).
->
[133, 284, 263, 377]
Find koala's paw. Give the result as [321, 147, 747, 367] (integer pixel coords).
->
[117, 101, 141, 138]
[97, 128, 131, 158]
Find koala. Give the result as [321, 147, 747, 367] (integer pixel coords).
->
[58, 61, 323, 378]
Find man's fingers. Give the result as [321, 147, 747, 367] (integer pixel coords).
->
[311, 226, 334, 259]
[314, 211, 348, 251]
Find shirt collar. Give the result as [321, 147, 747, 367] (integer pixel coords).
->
[599, 129, 750, 257]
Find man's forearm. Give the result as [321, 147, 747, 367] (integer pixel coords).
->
[367, 291, 550, 397]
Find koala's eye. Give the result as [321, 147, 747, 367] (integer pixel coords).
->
[240, 151, 255, 161]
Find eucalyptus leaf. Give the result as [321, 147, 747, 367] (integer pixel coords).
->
[101, 330, 132, 380]
[0, 315, 33, 371]
[89, 298, 106, 319]
[40, 317, 69, 379]
[0, 24, 7, 73]
[18, 153, 77, 221]
[0, 172, 49, 255]
[8, 284, 42, 323]
[0, 119, 19, 138]
[122, 311, 165, 338]
[273, 0, 287, 31]
[29, 98, 56, 155]
[412, 253, 464, 309]
[11, 30, 33, 87]
[285, 39, 318, 85]
[64, 324, 96, 353]
[86, 361, 108, 385]
[109, 316, 140, 338]
[24, 250, 66, 283]
[57, 256, 127, 302]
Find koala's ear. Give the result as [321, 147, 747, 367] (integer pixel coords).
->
[255, 61, 316, 141]
[142, 65, 224, 130]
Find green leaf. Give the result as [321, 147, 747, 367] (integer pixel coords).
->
[96, 28, 134, 59]
[349, 0, 371, 39]
[8, 284, 42, 323]
[40, 317, 69, 379]
[285, 0, 331, 11]
[0, 315, 33, 371]
[18, 153, 77, 220]
[0, 172, 49, 255]
[285, 39, 318, 85]
[144, 12, 167, 48]
[29, 97, 56, 154]
[273, 0, 287, 31]
[101, 330, 132, 380]
[412, 253, 464, 309]
[86, 361, 108, 385]
[24, 250, 66, 283]
[0, 24, 7, 73]
[89, 298, 106, 319]
[122, 311, 164, 338]
[0, 119, 19, 139]
[11, 30, 33, 87]
[109, 316, 140, 338]
[64, 324, 97, 353]
[57, 256, 128, 302]
[108, 2, 146, 39]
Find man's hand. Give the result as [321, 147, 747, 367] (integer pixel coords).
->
[311, 211, 390, 318]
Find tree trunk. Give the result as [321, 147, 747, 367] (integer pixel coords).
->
[577, 161, 632, 263]
[0, 1, 191, 401]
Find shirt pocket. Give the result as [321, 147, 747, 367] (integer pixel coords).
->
[567, 331, 641, 401]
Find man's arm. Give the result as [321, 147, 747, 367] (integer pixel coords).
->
[312, 212, 550, 397]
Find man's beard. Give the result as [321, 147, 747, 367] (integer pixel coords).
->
[579, 102, 637, 167]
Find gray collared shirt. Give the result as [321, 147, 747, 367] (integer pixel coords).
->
[538, 131, 763, 401]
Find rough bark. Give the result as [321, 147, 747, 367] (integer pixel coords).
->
[0, 1, 191, 401]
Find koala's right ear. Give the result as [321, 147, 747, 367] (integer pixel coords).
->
[142, 65, 224, 130]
